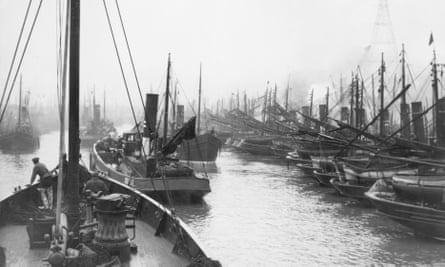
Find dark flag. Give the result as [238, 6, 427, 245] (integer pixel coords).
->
[429, 32, 434, 46]
[161, 116, 196, 155]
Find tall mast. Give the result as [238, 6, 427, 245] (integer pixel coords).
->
[263, 88, 268, 122]
[285, 77, 290, 112]
[326, 86, 329, 115]
[273, 83, 277, 105]
[349, 74, 354, 126]
[339, 74, 343, 104]
[103, 90, 106, 121]
[172, 81, 177, 132]
[243, 91, 247, 113]
[18, 74, 22, 126]
[66, 0, 81, 231]
[236, 90, 240, 110]
[309, 89, 314, 118]
[197, 63, 202, 133]
[355, 74, 360, 128]
[360, 78, 364, 129]
[432, 49, 439, 143]
[379, 53, 386, 136]
[400, 45, 407, 135]
[163, 53, 171, 145]
[372, 74, 376, 119]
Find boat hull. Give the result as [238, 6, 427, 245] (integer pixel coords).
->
[0, 131, 39, 151]
[366, 189, 445, 240]
[176, 133, 221, 162]
[0, 174, 214, 265]
[312, 171, 336, 186]
[392, 173, 445, 204]
[91, 144, 210, 202]
[330, 177, 371, 201]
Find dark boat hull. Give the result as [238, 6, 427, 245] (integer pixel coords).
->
[392, 173, 445, 204]
[312, 171, 336, 187]
[366, 190, 445, 240]
[176, 133, 221, 162]
[0, 131, 39, 151]
[92, 143, 211, 202]
[330, 177, 371, 200]
[237, 137, 274, 155]
[366, 180, 445, 240]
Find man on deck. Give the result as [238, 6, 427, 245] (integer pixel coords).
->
[30, 157, 53, 209]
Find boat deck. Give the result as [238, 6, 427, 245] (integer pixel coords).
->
[0, 220, 188, 267]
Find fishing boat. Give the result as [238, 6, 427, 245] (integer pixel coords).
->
[176, 64, 222, 162]
[91, 127, 211, 202]
[92, 55, 211, 202]
[392, 169, 445, 204]
[0, 76, 39, 151]
[80, 91, 116, 147]
[366, 179, 445, 241]
[312, 170, 336, 186]
[0, 1, 219, 265]
[330, 177, 371, 201]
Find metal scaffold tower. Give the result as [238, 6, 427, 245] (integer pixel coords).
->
[360, 0, 397, 75]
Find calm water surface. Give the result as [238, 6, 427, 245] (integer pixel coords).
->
[1, 131, 444, 266]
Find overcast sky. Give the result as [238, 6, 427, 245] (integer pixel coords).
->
[0, 0, 444, 110]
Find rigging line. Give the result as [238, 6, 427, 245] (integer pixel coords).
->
[0, 0, 32, 115]
[114, 0, 145, 111]
[413, 78, 430, 104]
[0, 0, 43, 125]
[171, 70, 196, 115]
[102, 0, 147, 159]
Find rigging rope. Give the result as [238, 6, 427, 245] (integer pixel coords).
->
[114, 0, 146, 112]
[0, 0, 43, 125]
[102, 0, 147, 160]
[0, 0, 32, 119]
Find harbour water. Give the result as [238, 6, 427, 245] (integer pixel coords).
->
[1, 131, 445, 266]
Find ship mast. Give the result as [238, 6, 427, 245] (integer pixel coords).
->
[349, 74, 354, 126]
[432, 49, 439, 143]
[400, 44, 410, 139]
[197, 63, 202, 134]
[18, 75, 22, 126]
[378, 53, 386, 136]
[103, 90, 106, 121]
[163, 53, 171, 146]
[66, 0, 81, 233]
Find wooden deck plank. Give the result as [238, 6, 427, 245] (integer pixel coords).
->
[0, 220, 188, 267]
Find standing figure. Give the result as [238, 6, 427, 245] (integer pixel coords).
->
[30, 157, 53, 209]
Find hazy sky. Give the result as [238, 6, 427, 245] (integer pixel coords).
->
[0, 0, 444, 110]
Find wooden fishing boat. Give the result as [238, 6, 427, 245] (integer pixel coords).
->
[295, 163, 320, 176]
[312, 170, 336, 186]
[237, 137, 274, 155]
[366, 180, 445, 241]
[175, 65, 222, 162]
[392, 169, 445, 204]
[330, 177, 372, 201]
[270, 143, 294, 159]
[0, 77, 39, 151]
[91, 136, 211, 202]
[176, 132, 222, 162]
[79, 95, 116, 148]
[341, 156, 414, 183]
[0, 174, 219, 266]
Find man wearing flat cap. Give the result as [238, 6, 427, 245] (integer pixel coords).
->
[30, 157, 53, 209]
